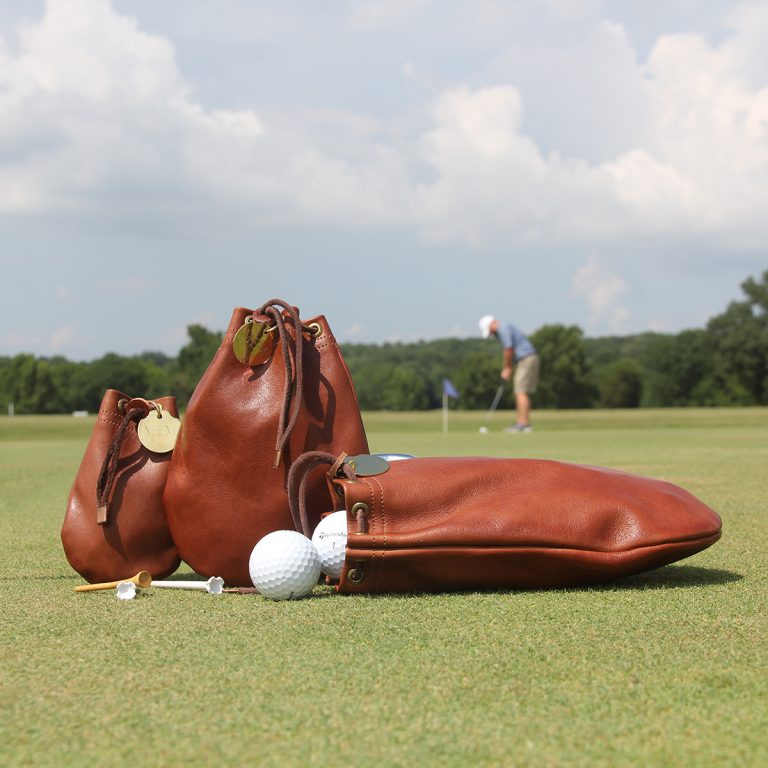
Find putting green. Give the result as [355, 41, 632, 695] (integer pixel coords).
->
[1, 409, 765, 767]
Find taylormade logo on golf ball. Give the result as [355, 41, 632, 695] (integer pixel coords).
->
[311, 511, 348, 580]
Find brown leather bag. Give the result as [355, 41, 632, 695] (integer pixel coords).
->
[289, 454, 722, 593]
[62, 390, 181, 583]
[164, 300, 369, 586]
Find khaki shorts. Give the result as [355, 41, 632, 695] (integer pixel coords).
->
[514, 354, 540, 394]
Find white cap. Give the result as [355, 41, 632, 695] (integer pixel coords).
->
[479, 315, 495, 338]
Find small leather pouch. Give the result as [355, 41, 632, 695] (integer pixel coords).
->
[62, 389, 181, 583]
[164, 300, 369, 586]
[289, 454, 722, 593]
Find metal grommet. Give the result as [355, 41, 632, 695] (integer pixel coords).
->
[117, 398, 128, 414]
[335, 486, 345, 498]
[351, 502, 369, 516]
[348, 568, 364, 584]
[307, 322, 322, 338]
[244, 316, 254, 325]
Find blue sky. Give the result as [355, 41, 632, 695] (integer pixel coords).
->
[1, 0, 766, 359]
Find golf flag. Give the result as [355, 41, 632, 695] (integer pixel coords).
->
[442, 379, 459, 434]
[443, 379, 459, 399]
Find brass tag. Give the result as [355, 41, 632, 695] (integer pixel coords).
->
[232, 320, 274, 366]
[137, 407, 181, 453]
[343, 454, 390, 477]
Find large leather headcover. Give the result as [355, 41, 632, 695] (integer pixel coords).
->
[329, 457, 721, 593]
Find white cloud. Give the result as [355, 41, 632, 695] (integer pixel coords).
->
[49, 324, 75, 351]
[0, 0, 766, 252]
[571, 254, 630, 333]
[341, 322, 364, 340]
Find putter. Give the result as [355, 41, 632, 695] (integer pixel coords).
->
[150, 576, 225, 595]
[479, 382, 506, 433]
[74, 570, 152, 592]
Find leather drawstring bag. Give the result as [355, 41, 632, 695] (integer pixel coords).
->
[288, 453, 722, 593]
[62, 390, 182, 583]
[163, 299, 369, 586]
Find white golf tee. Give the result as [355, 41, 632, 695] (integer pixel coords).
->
[150, 576, 225, 595]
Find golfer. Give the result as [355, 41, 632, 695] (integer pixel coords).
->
[479, 315, 540, 433]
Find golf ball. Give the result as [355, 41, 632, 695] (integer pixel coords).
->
[311, 511, 348, 579]
[479, 426, 489, 434]
[248, 530, 322, 600]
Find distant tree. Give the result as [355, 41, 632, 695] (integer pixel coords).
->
[172, 324, 223, 405]
[598, 359, 644, 408]
[0, 354, 68, 414]
[68, 353, 155, 412]
[530, 324, 597, 408]
[639, 330, 713, 406]
[453, 349, 500, 410]
[704, 270, 768, 404]
[381, 366, 430, 410]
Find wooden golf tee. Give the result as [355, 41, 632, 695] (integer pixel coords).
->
[74, 571, 152, 592]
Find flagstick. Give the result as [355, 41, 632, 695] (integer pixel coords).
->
[443, 392, 448, 434]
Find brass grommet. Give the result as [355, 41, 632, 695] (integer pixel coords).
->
[117, 398, 128, 414]
[351, 502, 369, 516]
[307, 322, 322, 338]
[244, 316, 254, 324]
[348, 568, 364, 583]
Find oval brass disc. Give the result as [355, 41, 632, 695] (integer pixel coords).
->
[137, 410, 181, 453]
[232, 321, 275, 366]
[343, 454, 390, 477]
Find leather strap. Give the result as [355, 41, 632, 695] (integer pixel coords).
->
[95, 403, 150, 524]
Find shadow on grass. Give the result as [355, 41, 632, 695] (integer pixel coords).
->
[588, 564, 743, 592]
[337, 564, 743, 600]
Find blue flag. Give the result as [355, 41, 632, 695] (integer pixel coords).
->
[443, 378, 459, 399]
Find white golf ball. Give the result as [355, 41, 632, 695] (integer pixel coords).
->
[248, 530, 322, 600]
[311, 511, 348, 579]
[479, 426, 489, 434]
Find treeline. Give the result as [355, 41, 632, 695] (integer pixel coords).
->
[1, 271, 766, 414]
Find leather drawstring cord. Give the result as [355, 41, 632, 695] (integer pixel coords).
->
[95, 406, 146, 525]
[287, 451, 337, 536]
[287, 451, 360, 536]
[256, 299, 307, 468]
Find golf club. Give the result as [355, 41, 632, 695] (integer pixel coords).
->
[479, 382, 506, 433]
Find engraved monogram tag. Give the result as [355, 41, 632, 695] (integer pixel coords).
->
[232, 319, 275, 366]
[137, 407, 181, 453]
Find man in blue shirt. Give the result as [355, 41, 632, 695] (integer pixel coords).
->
[479, 315, 540, 433]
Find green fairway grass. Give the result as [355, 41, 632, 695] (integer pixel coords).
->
[1, 409, 766, 767]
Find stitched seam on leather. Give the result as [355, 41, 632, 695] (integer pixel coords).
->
[98, 413, 125, 428]
[365, 535, 721, 553]
[369, 476, 385, 593]
[361, 478, 378, 590]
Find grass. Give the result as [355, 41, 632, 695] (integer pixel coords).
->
[1, 408, 766, 767]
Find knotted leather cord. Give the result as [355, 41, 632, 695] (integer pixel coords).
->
[95, 405, 147, 524]
[286, 450, 361, 536]
[287, 451, 336, 535]
[256, 299, 308, 468]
